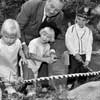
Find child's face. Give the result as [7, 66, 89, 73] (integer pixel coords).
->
[2, 31, 17, 45]
[40, 27, 55, 43]
[76, 16, 88, 28]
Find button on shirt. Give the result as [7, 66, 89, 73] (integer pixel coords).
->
[65, 24, 93, 61]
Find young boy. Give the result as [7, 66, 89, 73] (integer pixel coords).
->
[65, 6, 93, 89]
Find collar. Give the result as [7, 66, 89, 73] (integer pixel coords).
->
[76, 23, 86, 30]
[42, 7, 47, 22]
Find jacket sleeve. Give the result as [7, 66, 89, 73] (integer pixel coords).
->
[55, 11, 66, 36]
[16, 0, 39, 42]
[86, 30, 93, 61]
[65, 27, 77, 55]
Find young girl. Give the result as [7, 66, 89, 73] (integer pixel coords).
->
[0, 19, 27, 85]
[24, 22, 58, 80]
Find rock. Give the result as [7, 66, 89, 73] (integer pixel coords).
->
[67, 81, 100, 100]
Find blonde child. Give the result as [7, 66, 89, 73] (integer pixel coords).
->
[23, 22, 58, 80]
[20, 22, 58, 96]
[0, 19, 27, 94]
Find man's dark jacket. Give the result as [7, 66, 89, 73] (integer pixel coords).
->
[16, 0, 64, 45]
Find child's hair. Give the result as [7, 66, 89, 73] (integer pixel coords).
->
[0, 19, 21, 38]
[38, 21, 61, 39]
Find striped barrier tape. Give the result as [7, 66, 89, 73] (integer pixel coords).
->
[24, 71, 100, 83]
[0, 70, 100, 85]
[24, 50, 100, 83]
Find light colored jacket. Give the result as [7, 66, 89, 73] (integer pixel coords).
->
[65, 24, 93, 61]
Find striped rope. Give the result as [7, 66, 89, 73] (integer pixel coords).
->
[23, 50, 100, 83]
[24, 71, 100, 83]
[0, 71, 100, 85]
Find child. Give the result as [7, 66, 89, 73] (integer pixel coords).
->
[65, 6, 93, 89]
[0, 19, 27, 93]
[23, 22, 59, 80]
[21, 22, 58, 96]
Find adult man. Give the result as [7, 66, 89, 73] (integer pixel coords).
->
[16, 0, 66, 87]
[17, 0, 66, 45]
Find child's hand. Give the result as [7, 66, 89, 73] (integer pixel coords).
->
[45, 57, 56, 64]
[22, 44, 30, 59]
[83, 61, 89, 67]
[51, 54, 57, 62]
[22, 58, 28, 65]
[75, 54, 82, 62]
[17, 77, 23, 83]
[45, 57, 53, 64]
[50, 49, 57, 62]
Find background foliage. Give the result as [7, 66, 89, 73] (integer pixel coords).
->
[0, 0, 99, 21]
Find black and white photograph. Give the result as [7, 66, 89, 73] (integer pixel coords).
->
[0, 0, 100, 99]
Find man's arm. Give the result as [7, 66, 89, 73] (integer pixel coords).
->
[85, 30, 93, 62]
[55, 11, 66, 38]
[16, 0, 40, 42]
[16, 1, 31, 42]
